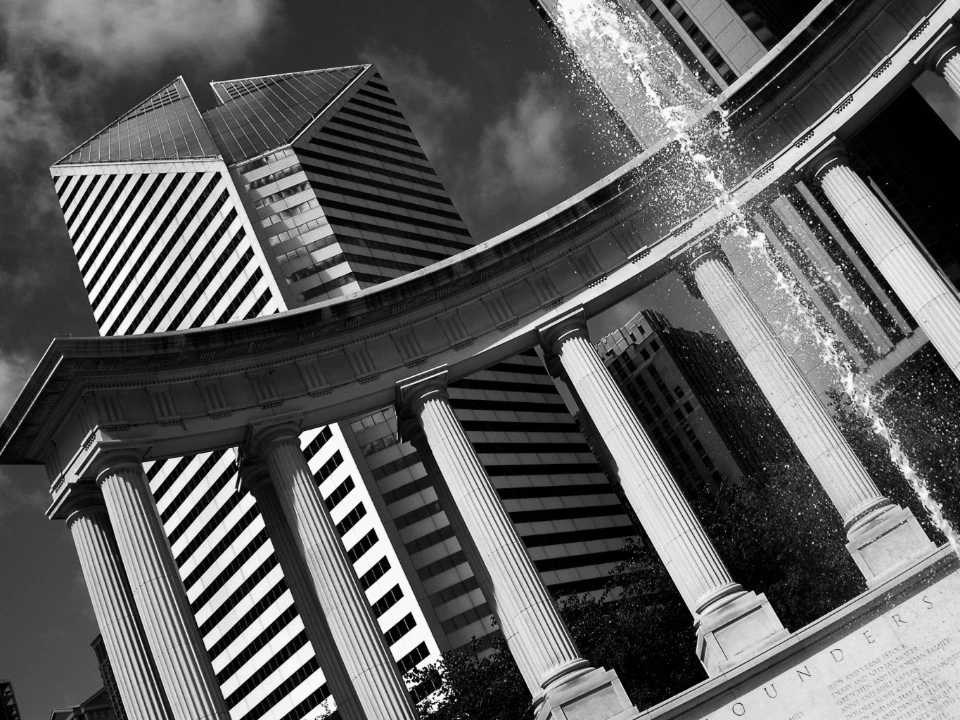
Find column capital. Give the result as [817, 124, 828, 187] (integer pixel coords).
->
[47, 481, 107, 525]
[67, 433, 151, 487]
[797, 137, 851, 182]
[396, 365, 449, 417]
[916, 26, 960, 73]
[235, 455, 271, 496]
[537, 307, 589, 359]
[242, 412, 304, 457]
[673, 235, 730, 299]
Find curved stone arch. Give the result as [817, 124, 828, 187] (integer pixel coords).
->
[2, 0, 957, 472]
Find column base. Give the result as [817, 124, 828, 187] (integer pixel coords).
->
[846, 505, 936, 588]
[534, 667, 638, 720]
[696, 591, 789, 676]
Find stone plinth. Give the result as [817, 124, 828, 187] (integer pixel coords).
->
[638, 545, 960, 720]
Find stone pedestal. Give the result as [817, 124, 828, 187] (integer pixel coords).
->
[847, 505, 936, 588]
[687, 244, 934, 585]
[251, 421, 419, 720]
[399, 367, 638, 718]
[240, 464, 364, 720]
[97, 456, 230, 720]
[540, 311, 787, 676]
[59, 491, 172, 720]
[696, 592, 786, 675]
[535, 668, 638, 720]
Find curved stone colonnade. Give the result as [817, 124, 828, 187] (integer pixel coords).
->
[5, 1, 960, 718]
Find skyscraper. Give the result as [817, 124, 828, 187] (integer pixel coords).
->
[596, 310, 802, 498]
[50, 65, 462, 720]
[0, 681, 20, 720]
[50, 65, 638, 717]
[533, 0, 820, 95]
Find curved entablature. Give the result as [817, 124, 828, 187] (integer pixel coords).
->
[1, 0, 957, 477]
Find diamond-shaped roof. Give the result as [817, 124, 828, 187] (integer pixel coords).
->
[54, 77, 220, 166]
[203, 66, 368, 164]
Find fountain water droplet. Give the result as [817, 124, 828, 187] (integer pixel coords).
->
[556, 0, 960, 554]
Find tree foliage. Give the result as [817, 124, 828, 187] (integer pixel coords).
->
[405, 346, 960, 720]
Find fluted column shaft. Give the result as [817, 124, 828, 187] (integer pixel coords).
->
[548, 328, 741, 616]
[817, 158, 960, 380]
[69, 505, 172, 720]
[98, 461, 230, 720]
[257, 429, 418, 720]
[401, 419, 536, 694]
[408, 383, 590, 696]
[692, 252, 891, 530]
[245, 477, 364, 720]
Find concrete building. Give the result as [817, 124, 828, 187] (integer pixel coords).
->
[6, 1, 960, 719]
[596, 309, 800, 498]
[49, 65, 459, 720]
[535, 0, 930, 399]
[0, 681, 20, 720]
[348, 350, 640, 654]
[47, 63, 641, 718]
[91, 636, 127, 720]
[533, 0, 820, 94]
[49, 689, 117, 720]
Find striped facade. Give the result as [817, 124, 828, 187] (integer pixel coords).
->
[346, 350, 640, 654]
[50, 65, 638, 717]
[50, 70, 443, 720]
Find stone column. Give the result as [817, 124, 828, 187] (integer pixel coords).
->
[930, 36, 960, 99]
[808, 144, 960, 382]
[238, 462, 364, 720]
[539, 312, 788, 674]
[96, 453, 231, 720]
[248, 421, 419, 720]
[55, 487, 172, 720]
[685, 243, 934, 584]
[399, 368, 637, 720]
[396, 412, 533, 693]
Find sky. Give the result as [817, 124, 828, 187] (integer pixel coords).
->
[0, 1, 638, 716]
[2, 2, 960, 717]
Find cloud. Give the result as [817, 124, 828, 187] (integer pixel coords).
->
[0, 349, 35, 420]
[475, 73, 578, 206]
[0, 352, 48, 523]
[3, 0, 281, 73]
[360, 49, 469, 161]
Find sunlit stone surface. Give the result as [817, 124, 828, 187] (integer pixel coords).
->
[637, 550, 960, 720]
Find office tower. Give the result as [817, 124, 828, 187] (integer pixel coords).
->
[90, 636, 126, 720]
[49, 65, 460, 720]
[346, 350, 641, 653]
[598, 310, 805, 499]
[50, 65, 636, 716]
[49, 688, 118, 720]
[0, 681, 20, 720]
[533, 0, 820, 95]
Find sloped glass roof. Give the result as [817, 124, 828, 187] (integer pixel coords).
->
[203, 66, 367, 164]
[54, 77, 220, 166]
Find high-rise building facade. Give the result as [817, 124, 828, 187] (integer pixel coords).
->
[50, 65, 463, 720]
[49, 688, 118, 720]
[90, 636, 126, 720]
[50, 65, 637, 717]
[596, 310, 802, 498]
[347, 350, 640, 653]
[0, 681, 20, 720]
[533, 0, 820, 95]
